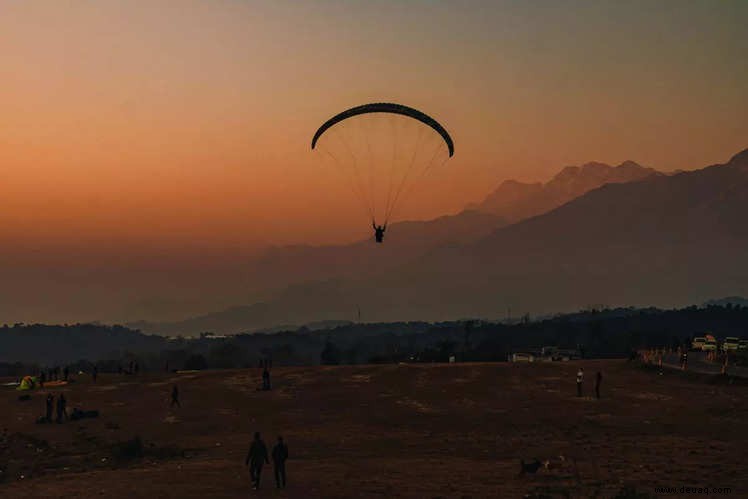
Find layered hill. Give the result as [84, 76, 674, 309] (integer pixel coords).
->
[136, 150, 748, 335]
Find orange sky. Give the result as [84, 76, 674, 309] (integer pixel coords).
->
[1, 1, 747, 322]
[2, 0, 747, 250]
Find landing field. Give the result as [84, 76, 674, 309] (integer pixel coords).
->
[1, 361, 746, 498]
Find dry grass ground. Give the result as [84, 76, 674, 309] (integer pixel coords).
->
[1, 360, 746, 498]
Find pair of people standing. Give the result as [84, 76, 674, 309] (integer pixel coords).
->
[245, 432, 289, 490]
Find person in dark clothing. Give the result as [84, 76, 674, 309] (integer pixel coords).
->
[56, 394, 67, 423]
[63, 366, 69, 382]
[170, 385, 180, 408]
[92, 365, 98, 383]
[594, 371, 602, 399]
[45, 394, 54, 422]
[246, 432, 269, 490]
[262, 368, 271, 391]
[372, 221, 386, 243]
[40, 371, 46, 388]
[272, 436, 289, 489]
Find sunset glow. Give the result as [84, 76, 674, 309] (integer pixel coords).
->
[1, 1, 747, 322]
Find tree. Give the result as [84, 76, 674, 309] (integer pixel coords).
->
[184, 354, 208, 371]
[320, 340, 341, 365]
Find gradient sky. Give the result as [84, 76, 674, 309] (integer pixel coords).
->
[2, 1, 747, 322]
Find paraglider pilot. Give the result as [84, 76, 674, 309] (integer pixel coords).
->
[372, 221, 386, 243]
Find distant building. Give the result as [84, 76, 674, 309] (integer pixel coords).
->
[509, 352, 536, 362]
[509, 347, 580, 363]
[199, 332, 228, 340]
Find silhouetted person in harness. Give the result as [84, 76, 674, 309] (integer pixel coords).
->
[246, 432, 269, 490]
[272, 436, 289, 489]
[372, 221, 386, 243]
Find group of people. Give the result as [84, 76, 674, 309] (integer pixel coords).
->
[245, 432, 289, 490]
[43, 393, 67, 423]
[39, 366, 69, 386]
[118, 360, 139, 376]
[640, 346, 733, 374]
[575, 368, 603, 399]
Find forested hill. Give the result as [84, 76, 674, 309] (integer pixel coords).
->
[1, 304, 747, 371]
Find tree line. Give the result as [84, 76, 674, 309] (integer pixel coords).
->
[1, 304, 747, 375]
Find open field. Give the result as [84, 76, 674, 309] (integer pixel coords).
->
[1, 361, 746, 498]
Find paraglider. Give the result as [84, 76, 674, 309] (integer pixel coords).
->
[372, 221, 386, 243]
[311, 103, 454, 243]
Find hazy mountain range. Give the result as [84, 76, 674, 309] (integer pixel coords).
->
[467, 160, 660, 222]
[131, 149, 748, 335]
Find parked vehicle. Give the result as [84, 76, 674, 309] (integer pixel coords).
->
[691, 337, 706, 351]
[738, 339, 748, 351]
[703, 339, 718, 352]
[722, 337, 740, 352]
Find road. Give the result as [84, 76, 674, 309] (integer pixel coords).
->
[660, 351, 748, 377]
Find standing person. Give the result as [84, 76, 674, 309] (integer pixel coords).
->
[262, 368, 271, 391]
[170, 385, 180, 408]
[56, 394, 67, 423]
[272, 436, 289, 489]
[576, 368, 584, 397]
[63, 366, 69, 382]
[92, 365, 98, 383]
[594, 371, 602, 399]
[246, 432, 269, 490]
[45, 394, 54, 422]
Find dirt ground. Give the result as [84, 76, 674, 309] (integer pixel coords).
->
[1, 360, 746, 498]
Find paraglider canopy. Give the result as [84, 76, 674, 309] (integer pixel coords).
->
[311, 103, 454, 157]
[311, 102, 454, 227]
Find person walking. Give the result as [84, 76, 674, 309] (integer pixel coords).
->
[594, 371, 602, 399]
[56, 394, 67, 423]
[576, 368, 584, 397]
[246, 432, 269, 490]
[170, 385, 180, 408]
[272, 436, 289, 489]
